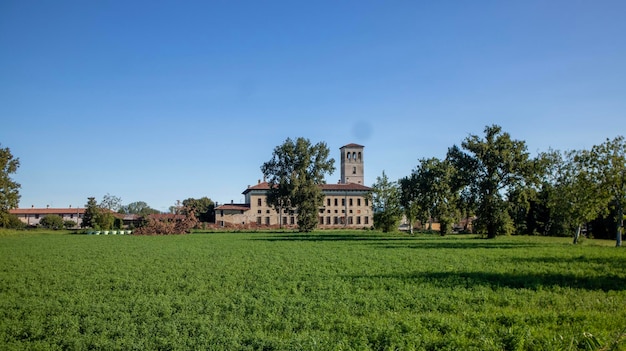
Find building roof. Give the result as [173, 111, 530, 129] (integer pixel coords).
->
[10, 207, 86, 215]
[243, 181, 371, 194]
[215, 203, 251, 211]
[341, 143, 364, 148]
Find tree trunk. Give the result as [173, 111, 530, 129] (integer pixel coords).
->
[409, 217, 414, 235]
[573, 224, 581, 244]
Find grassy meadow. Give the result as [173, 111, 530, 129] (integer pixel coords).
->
[0, 230, 625, 350]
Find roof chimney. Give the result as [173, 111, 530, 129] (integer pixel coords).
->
[46, 204, 49, 209]
[231, 200, 234, 204]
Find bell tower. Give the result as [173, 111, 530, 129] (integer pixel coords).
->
[340, 143, 364, 185]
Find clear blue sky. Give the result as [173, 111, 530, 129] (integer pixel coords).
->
[2, 1, 625, 212]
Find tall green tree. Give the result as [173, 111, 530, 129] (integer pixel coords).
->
[371, 171, 402, 233]
[182, 197, 215, 222]
[447, 125, 535, 238]
[578, 136, 626, 246]
[399, 173, 421, 234]
[550, 150, 607, 244]
[82, 197, 99, 228]
[261, 138, 335, 232]
[0, 144, 21, 227]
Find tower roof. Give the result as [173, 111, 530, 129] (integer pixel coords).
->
[341, 143, 364, 149]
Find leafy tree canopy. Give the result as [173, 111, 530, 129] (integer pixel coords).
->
[261, 137, 335, 232]
[371, 171, 402, 233]
[0, 144, 21, 219]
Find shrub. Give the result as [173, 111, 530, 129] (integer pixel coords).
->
[63, 220, 77, 229]
[40, 215, 64, 230]
[0, 212, 24, 229]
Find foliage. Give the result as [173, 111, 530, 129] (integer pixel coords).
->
[39, 214, 64, 230]
[99, 193, 122, 212]
[134, 208, 198, 235]
[63, 220, 77, 229]
[261, 137, 335, 232]
[0, 144, 20, 222]
[81, 197, 99, 228]
[406, 158, 459, 235]
[182, 197, 215, 222]
[577, 136, 626, 246]
[0, 212, 23, 229]
[447, 125, 536, 238]
[118, 201, 160, 217]
[0, 232, 625, 350]
[371, 171, 402, 232]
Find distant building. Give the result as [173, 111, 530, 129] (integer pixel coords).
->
[215, 143, 373, 229]
[10, 206, 85, 227]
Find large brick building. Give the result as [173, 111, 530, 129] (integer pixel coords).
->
[215, 143, 373, 229]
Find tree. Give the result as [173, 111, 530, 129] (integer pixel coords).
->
[549, 150, 607, 244]
[100, 193, 122, 212]
[82, 197, 99, 228]
[40, 215, 64, 230]
[182, 197, 215, 222]
[399, 173, 421, 235]
[119, 201, 160, 217]
[447, 125, 535, 238]
[0, 144, 20, 227]
[371, 171, 402, 233]
[261, 138, 335, 232]
[578, 136, 626, 246]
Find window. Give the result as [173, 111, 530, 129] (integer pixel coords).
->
[358, 152, 362, 160]
[348, 217, 353, 225]
[352, 166, 356, 174]
[334, 198, 338, 206]
[257, 198, 262, 206]
[349, 198, 353, 206]
[319, 217, 324, 224]
[365, 199, 369, 206]
[265, 217, 270, 225]
[257, 217, 262, 225]
[357, 216, 361, 225]
[290, 217, 295, 225]
[357, 198, 361, 206]
[341, 198, 345, 206]
[334, 217, 339, 225]
[283, 216, 287, 225]
[326, 216, 331, 224]
[327, 198, 330, 206]
[266, 210, 270, 214]
[365, 217, 369, 224]
[258, 210, 262, 214]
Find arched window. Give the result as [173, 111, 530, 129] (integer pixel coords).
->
[358, 152, 362, 161]
[347, 153, 351, 161]
[352, 152, 357, 160]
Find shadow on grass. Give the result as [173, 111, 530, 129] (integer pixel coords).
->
[510, 256, 626, 272]
[250, 233, 416, 242]
[369, 240, 546, 250]
[346, 270, 626, 291]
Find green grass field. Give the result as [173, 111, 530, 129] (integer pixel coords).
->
[1, 230, 625, 350]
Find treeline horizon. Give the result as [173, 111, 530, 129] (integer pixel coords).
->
[370, 124, 625, 245]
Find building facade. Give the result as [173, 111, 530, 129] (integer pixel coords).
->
[10, 207, 85, 227]
[215, 143, 372, 229]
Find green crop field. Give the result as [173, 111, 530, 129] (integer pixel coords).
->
[1, 230, 625, 350]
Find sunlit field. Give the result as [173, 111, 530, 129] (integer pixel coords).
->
[1, 230, 625, 350]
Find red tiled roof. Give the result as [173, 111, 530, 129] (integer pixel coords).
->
[243, 181, 370, 194]
[10, 207, 86, 215]
[341, 143, 364, 148]
[215, 204, 250, 211]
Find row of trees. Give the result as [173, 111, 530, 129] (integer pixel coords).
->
[371, 125, 625, 246]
